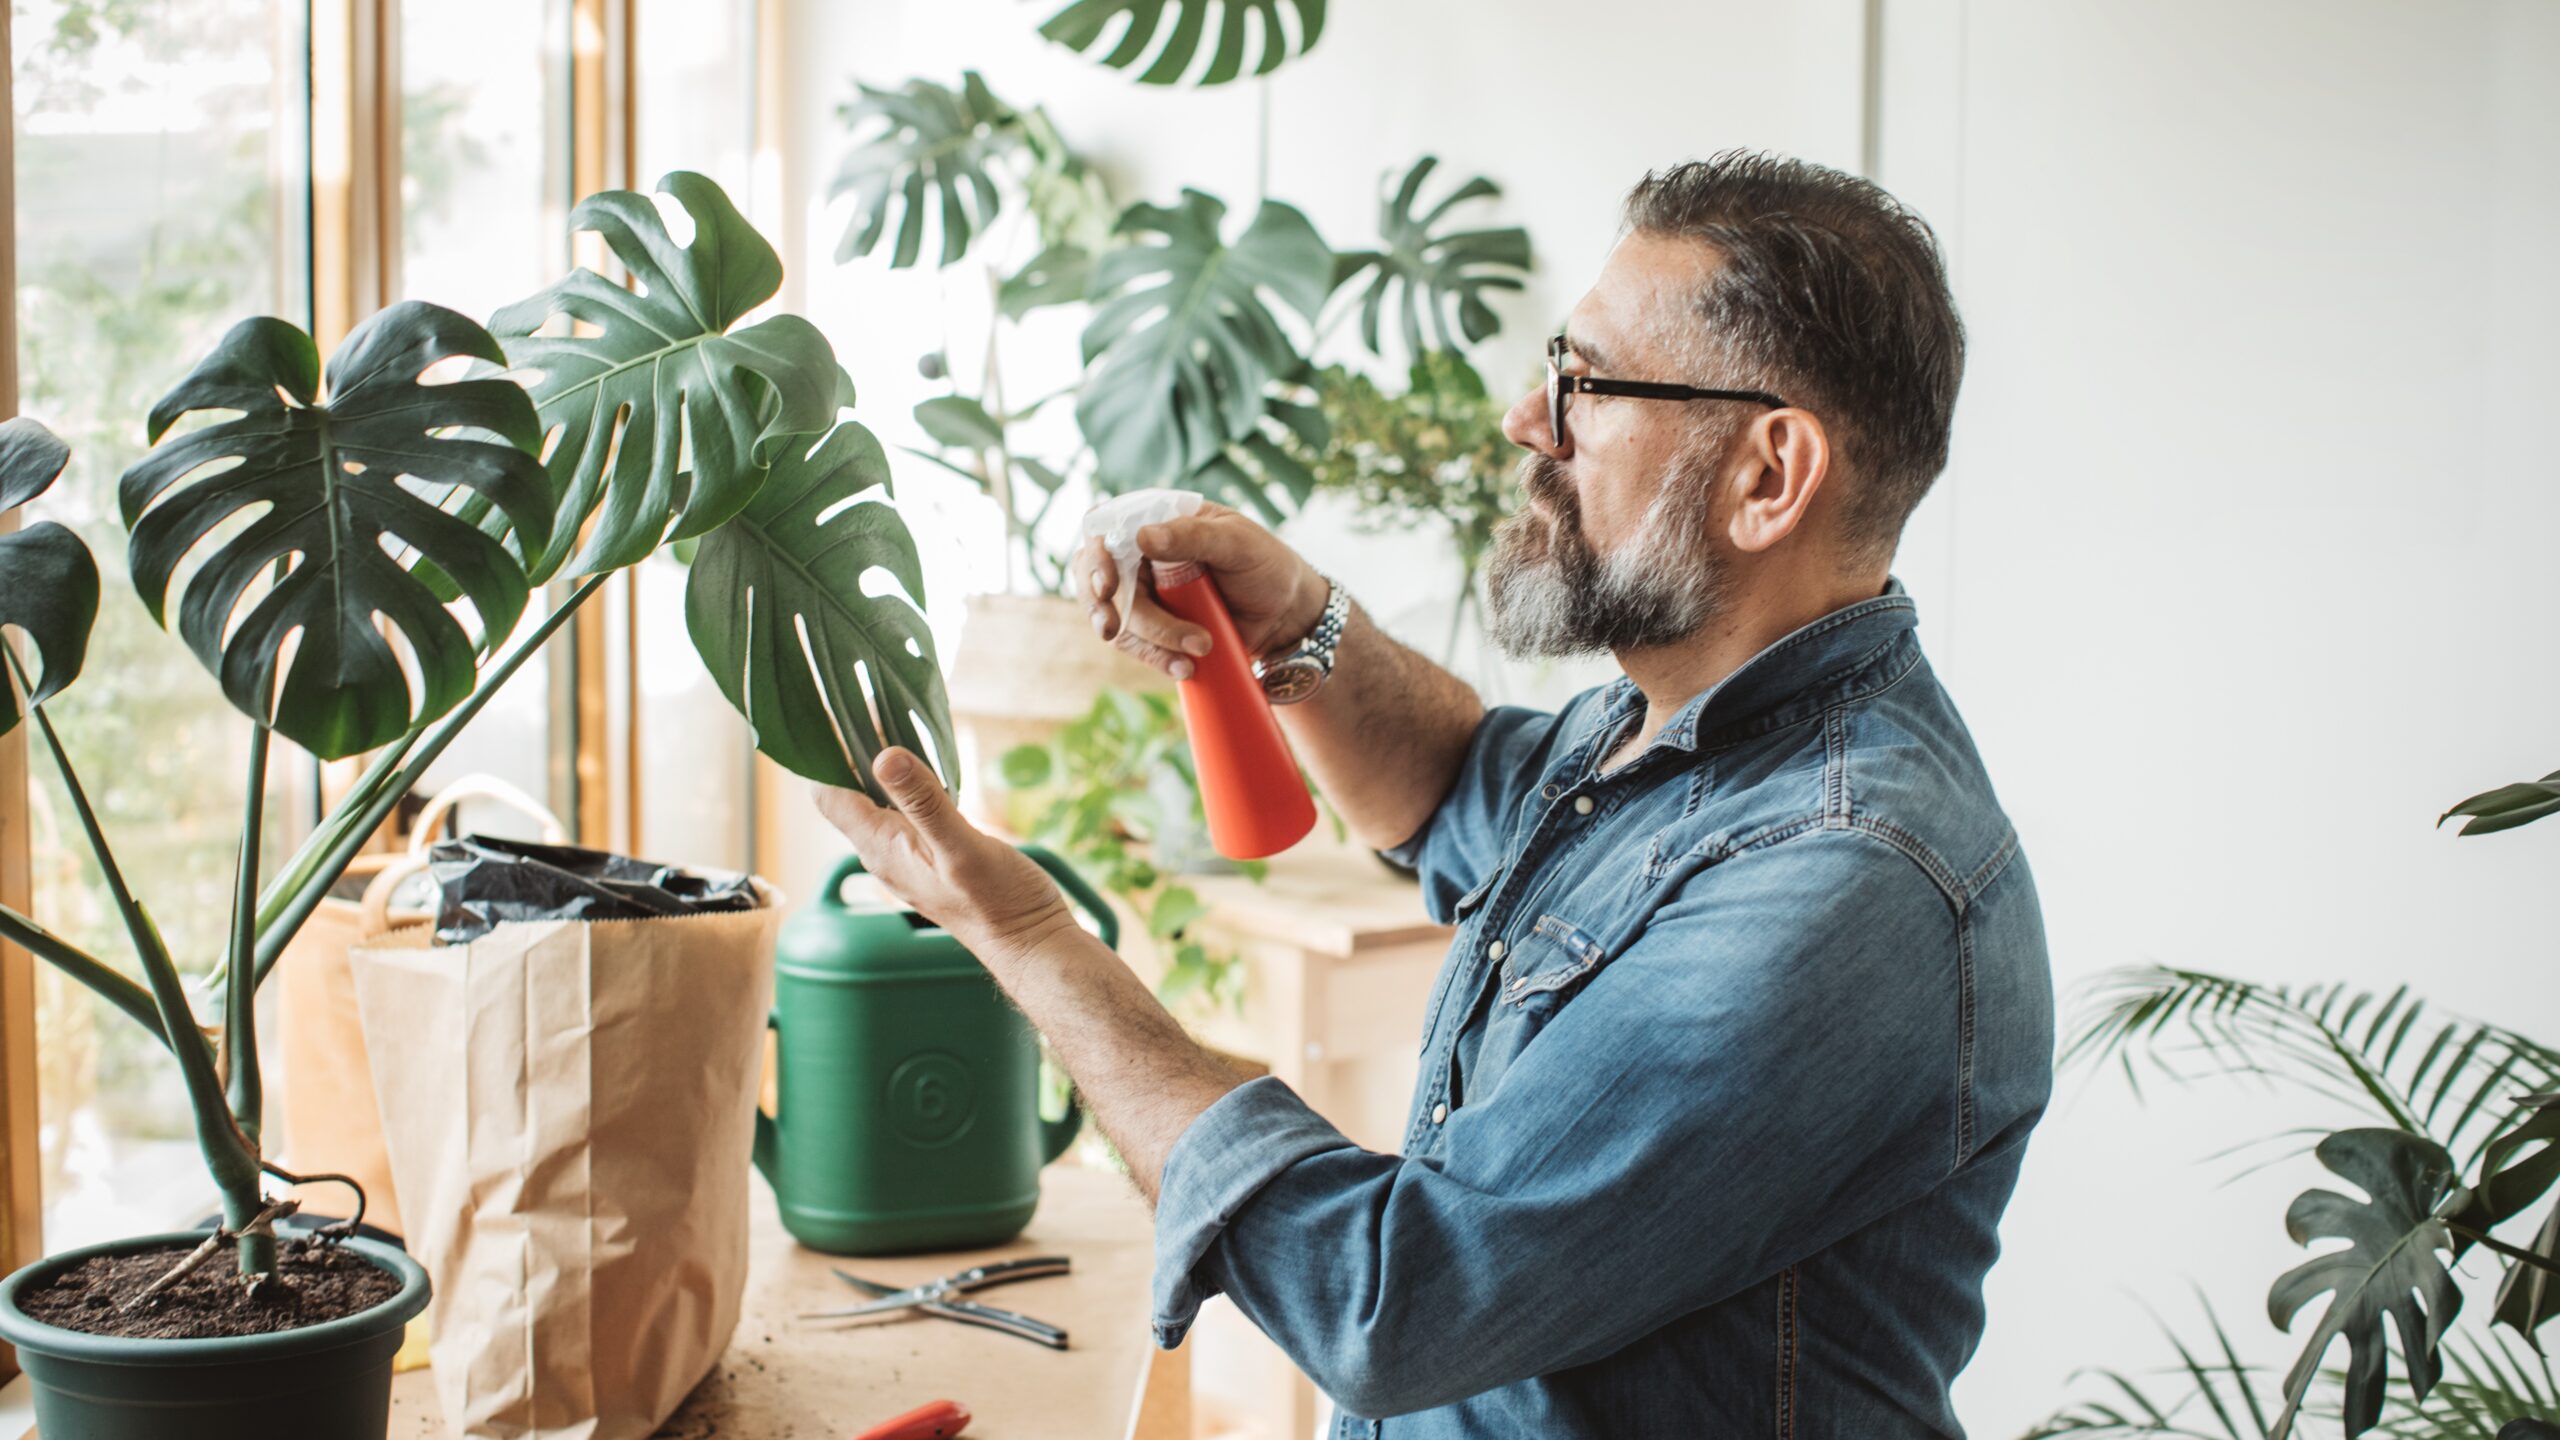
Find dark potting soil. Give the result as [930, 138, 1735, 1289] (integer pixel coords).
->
[17, 1236, 401, 1340]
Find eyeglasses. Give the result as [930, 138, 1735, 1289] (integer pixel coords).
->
[1546, 333, 1789, 448]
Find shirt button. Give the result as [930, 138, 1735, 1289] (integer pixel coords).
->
[1431, 1102, 1449, 1124]
[1541, 783, 1560, 800]
[1573, 795, 1595, 816]
[1487, 939, 1506, 960]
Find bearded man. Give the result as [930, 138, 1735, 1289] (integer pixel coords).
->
[816, 150, 2055, 1438]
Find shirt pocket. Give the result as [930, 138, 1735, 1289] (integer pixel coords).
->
[1499, 913, 1609, 1007]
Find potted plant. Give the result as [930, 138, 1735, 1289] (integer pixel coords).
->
[0, 171, 953, 1437]
[834, 70, 1532, 809]
[2024, 767, 2560, 1438]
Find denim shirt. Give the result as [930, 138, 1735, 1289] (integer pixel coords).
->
[1148, 579, 2055, 1438]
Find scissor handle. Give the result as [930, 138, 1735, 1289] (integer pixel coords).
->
[930, 1298, 1070, 1350]
[946, 1255, 1071, 1291]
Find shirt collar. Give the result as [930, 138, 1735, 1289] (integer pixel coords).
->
[1587, 576, 1921, 763]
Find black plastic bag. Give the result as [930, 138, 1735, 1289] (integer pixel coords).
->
[427, 835, 762, 944]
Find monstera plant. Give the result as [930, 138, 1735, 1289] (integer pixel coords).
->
[2025, 769, 2560, 1440]
[0, 171, 948, 1431]
[832, 69, 1534, 590]
[1033, 0, 1327, 86]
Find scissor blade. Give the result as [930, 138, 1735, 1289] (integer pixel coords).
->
[831, 1267, 898, 1297]
[800, 1282, 938, 1321]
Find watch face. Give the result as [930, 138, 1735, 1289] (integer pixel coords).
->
[1259, 657, 1323, 704]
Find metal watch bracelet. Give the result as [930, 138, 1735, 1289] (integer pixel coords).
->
[1253, 575, 1348, 705]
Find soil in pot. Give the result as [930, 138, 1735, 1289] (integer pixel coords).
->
[18, 1235, 399, 1340]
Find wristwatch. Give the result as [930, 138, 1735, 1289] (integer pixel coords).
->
[1254, 575, 1348, 705]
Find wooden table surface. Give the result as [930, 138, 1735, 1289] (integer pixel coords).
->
[391, 1162, 1180, 1440]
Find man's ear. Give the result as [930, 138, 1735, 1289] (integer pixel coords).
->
[1724, 408, 1831, 554]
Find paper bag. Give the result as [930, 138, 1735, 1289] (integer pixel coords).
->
[350, 899, 780, 1439]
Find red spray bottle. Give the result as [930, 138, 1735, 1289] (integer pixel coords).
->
[1086, 493, 1317, 861]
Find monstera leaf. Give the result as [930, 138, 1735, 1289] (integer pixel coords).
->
[1036, 0, 1326, 85]
[832, 72, 1022, 270]
[493, 171, 842, 578]
[1076, 189, 1333, 494]
[685, 421, 955, 802]
[2268, 1128, 2465, 1439]
[1187, 382, 1327, 525]
[117, 305, 549, 760]
[1332, 155, 1532, 358]
[0, 418, 96, 737]
[2451, 1095, 2560, 1344]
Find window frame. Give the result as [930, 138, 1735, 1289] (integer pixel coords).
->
[0, 0, 770, 1350]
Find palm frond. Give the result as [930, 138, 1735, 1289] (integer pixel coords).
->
[2024, 1297, 2281, 1440]
[2065, 967, 2560, 1166]
[2340, 1331, 2558, 1437]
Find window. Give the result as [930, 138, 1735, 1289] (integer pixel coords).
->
[11, 0, 314, 1254]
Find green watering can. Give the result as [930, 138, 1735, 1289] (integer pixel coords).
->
[754, 845, 1116, 1255]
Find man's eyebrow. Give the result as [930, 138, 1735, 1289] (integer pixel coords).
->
[1562, 332, 1617, 375]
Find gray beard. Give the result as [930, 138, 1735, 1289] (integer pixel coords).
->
[1484, 451, 1731, 659]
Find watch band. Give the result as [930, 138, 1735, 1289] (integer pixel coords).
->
[1254, 575, 1348, 704]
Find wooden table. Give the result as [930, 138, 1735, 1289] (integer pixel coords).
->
[391, 1162, 1184, 1440]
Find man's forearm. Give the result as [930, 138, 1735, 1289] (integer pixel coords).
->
[981, 914, 1244, 1206]
[1278, 599, 1486, 853]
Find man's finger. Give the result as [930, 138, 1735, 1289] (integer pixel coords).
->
[1115, 585, 1213, 661]
[876, 747, 967, 845]
[1135, 508, 1258, 572]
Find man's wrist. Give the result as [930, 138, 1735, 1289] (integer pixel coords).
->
[1272, 566, 1331, 657]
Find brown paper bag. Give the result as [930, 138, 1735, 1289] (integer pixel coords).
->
[278, 775, 568, 1237]
[350, 898, 780, 1439]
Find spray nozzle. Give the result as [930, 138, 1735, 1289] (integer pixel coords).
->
[1079, 489, 1206, 619]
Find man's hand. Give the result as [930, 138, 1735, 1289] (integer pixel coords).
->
[1076, 500, 1328, 679]
[813, 748, 1079, 965]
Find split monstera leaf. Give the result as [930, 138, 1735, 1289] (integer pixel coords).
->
[65, 170, 950, 803]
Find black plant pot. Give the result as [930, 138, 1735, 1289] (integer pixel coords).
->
[0, 1230, 428, 1440]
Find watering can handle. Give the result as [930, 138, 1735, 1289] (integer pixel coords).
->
[816, 847, 1121, 953]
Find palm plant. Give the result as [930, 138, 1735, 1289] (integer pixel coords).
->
[2031, 769, 2560, 1438]
[0, 171, 953, 1290]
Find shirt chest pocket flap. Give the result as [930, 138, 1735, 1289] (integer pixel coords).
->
[1500, 913, 1614, 1006]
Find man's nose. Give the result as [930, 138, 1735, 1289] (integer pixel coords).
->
[1502, 384, 1569, 460]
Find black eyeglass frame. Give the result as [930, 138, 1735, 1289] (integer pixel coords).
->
[1546, 333, 1789, 446]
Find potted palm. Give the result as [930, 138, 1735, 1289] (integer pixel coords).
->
[0, 171, 952, 1437]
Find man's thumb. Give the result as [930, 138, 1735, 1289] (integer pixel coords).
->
[875, 748, 959, 835]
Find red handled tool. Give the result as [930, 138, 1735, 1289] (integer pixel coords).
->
[854, 1398, 971, 1440]
[1148, 560, 1317, 860]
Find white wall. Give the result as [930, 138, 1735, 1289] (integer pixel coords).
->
[764, 2, 2560, 1434]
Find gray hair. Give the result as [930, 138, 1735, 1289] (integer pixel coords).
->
[1622, 151, 1965, 565]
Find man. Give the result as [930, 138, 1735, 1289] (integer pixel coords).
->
[817, 150, 2054, 1437]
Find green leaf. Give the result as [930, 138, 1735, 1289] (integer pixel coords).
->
[493, 171, 841, 578]
[915, 394, 1008, 451]
[999, 244, 1096, 320]
[0, 418, 96, 737]
[2441, 772, 2560, 837]
[1019, 107, 1117, 254]
[831, 71, 1021, 269]
[685, 421, 956, 802]
[1148, 884, 1208, 940]
[1000, 743, 1054, 789]
[2268, 1128, 2465, 1439]
[1037, 0, 1327, 85]
[1332, 155, 1533, 357]
[1076, 189, 1334, 494]
[119, 304, 550, 759]
[2063, 967, 2560, 1166]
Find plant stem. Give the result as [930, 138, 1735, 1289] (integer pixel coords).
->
[6, 651, 263, 1260]
[248, 572, 609, 987]
[0, 903, 165, 1044]
[225, 697, 273, 1282]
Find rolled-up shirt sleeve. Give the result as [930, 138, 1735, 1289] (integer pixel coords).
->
[1146, 828, 1969, 1420]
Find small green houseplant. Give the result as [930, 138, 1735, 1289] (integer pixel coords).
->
[2025, 769, 2560, 1439]
[0, 172, 953, 1436]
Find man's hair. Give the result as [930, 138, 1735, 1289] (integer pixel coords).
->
[1623, 151, 1964, 565]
